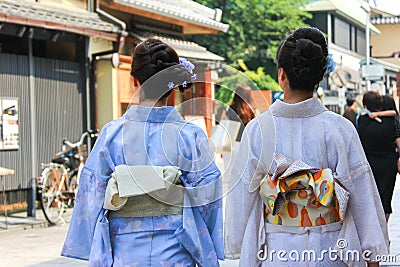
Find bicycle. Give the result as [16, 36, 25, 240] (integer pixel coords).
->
[38, 130, 98, 225]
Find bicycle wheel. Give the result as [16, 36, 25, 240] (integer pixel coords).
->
[67, 173, 78, 207]
[40, 168, 66, 224]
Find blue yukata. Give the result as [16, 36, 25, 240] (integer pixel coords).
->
[61, 105, 224, 267]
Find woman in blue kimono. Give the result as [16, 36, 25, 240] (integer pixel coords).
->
[62, 38, 224, 267]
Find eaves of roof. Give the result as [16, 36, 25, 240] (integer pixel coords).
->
[372, 16, 400, 25]
[360, 57, 400, 72]
[130, 32, 224, 61]
[0, 0, 120, 41]
[304, 0, 380, 34]
[112, 0, 229, 33]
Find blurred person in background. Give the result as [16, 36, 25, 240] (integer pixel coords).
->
[343, 97, 359, 126]
[221, 84, 255, 142]
[219, 84, 256, 182]
[358, 91, 399, 223]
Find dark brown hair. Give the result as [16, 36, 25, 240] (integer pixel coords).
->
[363, 91, 383, 112]
[382, 94, 398, 116]
[130, 38, 191, 100]
[276, 27, 328, 92]
[229, 84, 255, 126]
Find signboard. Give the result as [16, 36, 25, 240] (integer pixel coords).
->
[361, 64, 385, 81]
[0, 98, 19, 150]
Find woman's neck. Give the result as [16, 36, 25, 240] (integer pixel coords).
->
[283, 88, 313, 104]
[139, 98, 167, 107]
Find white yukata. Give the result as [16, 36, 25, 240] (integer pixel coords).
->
[224, 98, 389, 266]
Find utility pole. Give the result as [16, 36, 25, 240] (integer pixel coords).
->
[361, 0, 371, 91]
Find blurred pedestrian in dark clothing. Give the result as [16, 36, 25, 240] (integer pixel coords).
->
[343, 97, 358, 126]
[358, 91, 399, 222]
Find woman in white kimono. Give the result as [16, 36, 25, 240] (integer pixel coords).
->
[62, 39, 224, 267]
[224, 27, 389, 266]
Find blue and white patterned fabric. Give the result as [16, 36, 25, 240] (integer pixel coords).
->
[61, 105, 224, 267]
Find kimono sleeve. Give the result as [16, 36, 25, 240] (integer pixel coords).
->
[61, 131, 115, 261]
[224, 113, 275, 261]
[177, 126, 224, 264]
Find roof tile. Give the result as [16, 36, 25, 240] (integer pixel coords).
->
[0, 0, 119, 33]
[114, 0, 229, 32]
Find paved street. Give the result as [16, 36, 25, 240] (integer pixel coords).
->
[386, 176, 400, 265]
[0, 209, 86, 267]
[0, 179, 400, 266]
[0, 223, 86, 267]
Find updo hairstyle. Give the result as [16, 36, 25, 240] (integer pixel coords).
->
[130, 38, 192, 100]
[276, 27, 328, 92]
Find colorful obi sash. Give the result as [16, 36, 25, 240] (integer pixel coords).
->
[103, 165, 184, 218]
[260, 154, 349, 227]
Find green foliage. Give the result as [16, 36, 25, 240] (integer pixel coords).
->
[215, 86, 235, 105]
[190, 0, 311, 76]
[214, 61, 282, 105]
[244, 67, 281, 91]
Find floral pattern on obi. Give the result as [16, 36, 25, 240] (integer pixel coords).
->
[260, 158, 342, 227]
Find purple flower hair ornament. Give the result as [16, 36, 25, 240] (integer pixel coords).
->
[179, 58, 195, 74]
[167, 81, 175, 89]
[167, 58, 197, 88]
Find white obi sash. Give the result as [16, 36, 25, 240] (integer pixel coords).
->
[103, 165, 183, 217]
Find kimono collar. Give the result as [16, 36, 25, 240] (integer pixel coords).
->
[270, 98, 327, 118]
[124, 105, 183, 123]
